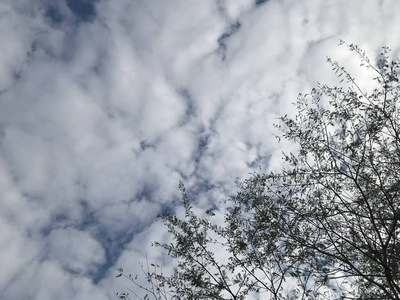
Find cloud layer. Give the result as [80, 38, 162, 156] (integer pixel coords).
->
[1, 0, 400, 298]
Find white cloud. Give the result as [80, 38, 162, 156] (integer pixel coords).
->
[5, 260, 108, 300]
[0, 218, 40, 285]
[45, 228, 105, 275]
[1, 0, 400, 298]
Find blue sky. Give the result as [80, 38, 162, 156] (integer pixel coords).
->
[1, 0, 399, 299]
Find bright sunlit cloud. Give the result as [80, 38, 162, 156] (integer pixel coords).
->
[1, 0, 400, 298]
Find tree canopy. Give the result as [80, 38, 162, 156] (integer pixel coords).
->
[117, 42, 400, 300]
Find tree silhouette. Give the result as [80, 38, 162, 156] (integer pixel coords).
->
[117, 42, 400, 300]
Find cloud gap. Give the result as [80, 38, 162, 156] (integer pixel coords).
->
[66, 0, 98, 22]
[217, 21, 242, 61]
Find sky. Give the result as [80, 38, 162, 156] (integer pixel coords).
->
[1, 0, 400, 299]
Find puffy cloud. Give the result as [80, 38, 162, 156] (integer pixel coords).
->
[45, 228, 105, 275]
[1, 0, 400, 298]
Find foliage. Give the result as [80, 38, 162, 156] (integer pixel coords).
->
[117, 42, 400, 299]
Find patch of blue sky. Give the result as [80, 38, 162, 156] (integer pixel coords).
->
[67, 0, 98, 22]
[45, 0, 98, 25]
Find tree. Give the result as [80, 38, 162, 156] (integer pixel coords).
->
[117, 42, 400, 299]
